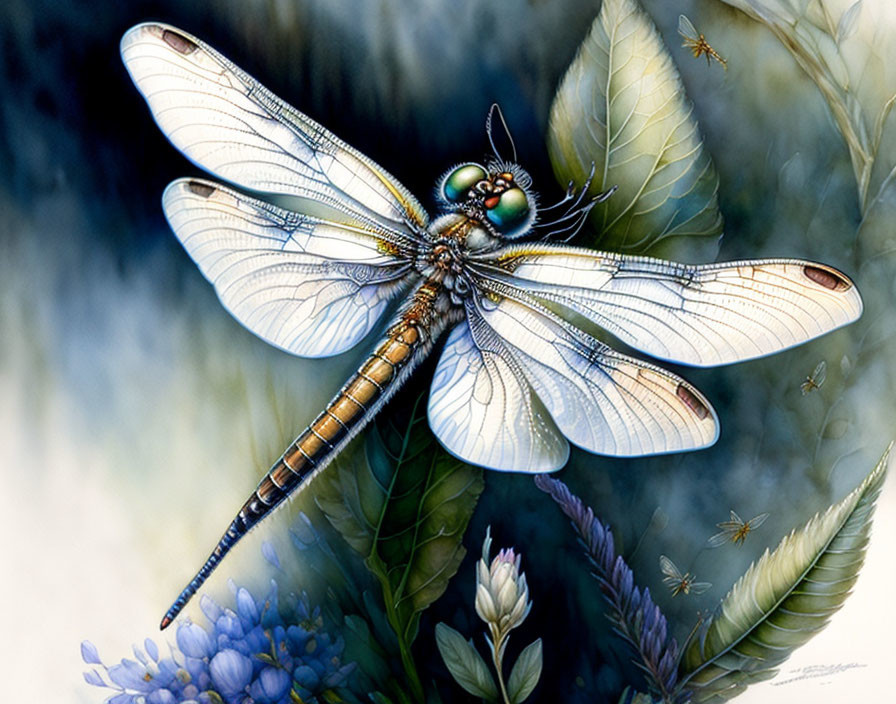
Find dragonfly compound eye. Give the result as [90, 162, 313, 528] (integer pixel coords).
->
[485, 187, 529, 232]
[442, 163, 488, 202]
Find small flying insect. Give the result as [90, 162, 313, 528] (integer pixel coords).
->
[660, 555, 712, 596]
[678, 14, 727, 70]
[801, 360, 827, 395]
[707, 510, 770, 547]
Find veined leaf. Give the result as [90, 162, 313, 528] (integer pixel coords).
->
[547, 0, 722, 261]
[507, 638, 543, 704]
[434, 623, 499, 701]
[678, 444, 892, 702]
[315, 390, 484, 696]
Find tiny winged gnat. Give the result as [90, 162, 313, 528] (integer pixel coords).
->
[660, 555, 711, 597]
[678, 14, 727, 70]
[801, 360, 827, 395]
[707, 510, 770, 547]
[120, 23, 862, 628]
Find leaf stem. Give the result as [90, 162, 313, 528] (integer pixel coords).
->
[491, 635, 511, 704]
[373, 563, 426, 703]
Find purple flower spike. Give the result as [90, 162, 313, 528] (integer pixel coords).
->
[535, 474, 684, 703]
[209, 649, 253, 696]
[81, 640, 102, 665]
[176, 622, 214, 659]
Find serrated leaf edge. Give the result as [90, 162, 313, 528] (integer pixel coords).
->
[680, 442, 891, 689]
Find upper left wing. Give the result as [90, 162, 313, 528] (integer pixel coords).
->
[121, 23, 428, 235]
[471, 245, 863, 367]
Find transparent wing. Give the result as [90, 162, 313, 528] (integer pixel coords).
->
[707, 527, 738, 548]
[689, 581, 713, 595]
[163, 178, 414, 358]
[678, 14, 699, 41]
[660, 555, 683, 583]
[472, 245, 863, 367]
[464, 288, 719, 459]
[427, 318, 569, 473]
[121, 23, 428, 235]
[746, 512, 769, 529]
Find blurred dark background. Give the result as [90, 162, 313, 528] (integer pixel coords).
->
[1, 1, 892, 702]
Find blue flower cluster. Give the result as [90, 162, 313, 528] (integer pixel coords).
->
[82, 577, 355, 704]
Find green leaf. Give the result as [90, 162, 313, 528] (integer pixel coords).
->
[507, 638, 543, 704]
[678, 444, 892, 702]
[434, 623, 499, 701]
[315, 391, 485, 700]
[547, 0, 722, 261]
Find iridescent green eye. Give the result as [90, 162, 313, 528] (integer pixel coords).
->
[485, 187, 529, 231]
[443, 164, 487, 202]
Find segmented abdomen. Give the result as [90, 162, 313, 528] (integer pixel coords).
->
[160, 280, 448, 629]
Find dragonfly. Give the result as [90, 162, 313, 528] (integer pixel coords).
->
[120, 23, 863, 629]
[678, 14, 727, 70]
[800, 360, 827, 395]
[660, 555, 712, 597]
[707, 510, 770, 547]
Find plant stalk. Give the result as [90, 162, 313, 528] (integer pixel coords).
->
[491, 633, 511, 704]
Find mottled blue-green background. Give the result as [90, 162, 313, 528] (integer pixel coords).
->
[1, 1, 893, 702]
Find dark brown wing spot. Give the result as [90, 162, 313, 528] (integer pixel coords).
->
[803, 265, 851, 291]
[162, 29, 198, 55]
[677, 384, 709, 420]
[187, 181, 215, 198]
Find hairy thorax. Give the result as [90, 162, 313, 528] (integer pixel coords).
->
[416, 212, 500, 305]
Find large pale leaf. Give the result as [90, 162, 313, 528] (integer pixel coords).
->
[547, 0, 722, 261]
[315, 392, 485, 646]
[678, 443, 892, 702]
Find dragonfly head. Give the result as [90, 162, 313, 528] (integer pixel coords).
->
[438, 160, 536, 240]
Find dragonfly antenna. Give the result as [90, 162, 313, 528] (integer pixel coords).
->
[486, 103, 518, 164]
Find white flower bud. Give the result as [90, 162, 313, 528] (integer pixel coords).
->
[475, 583, 498, 623]
[474, 528, 532, 642]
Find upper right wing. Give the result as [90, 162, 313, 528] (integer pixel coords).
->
[163, 178, 415, 358]
[121, 23, 429, 235]
[472, 245, 863, 367]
